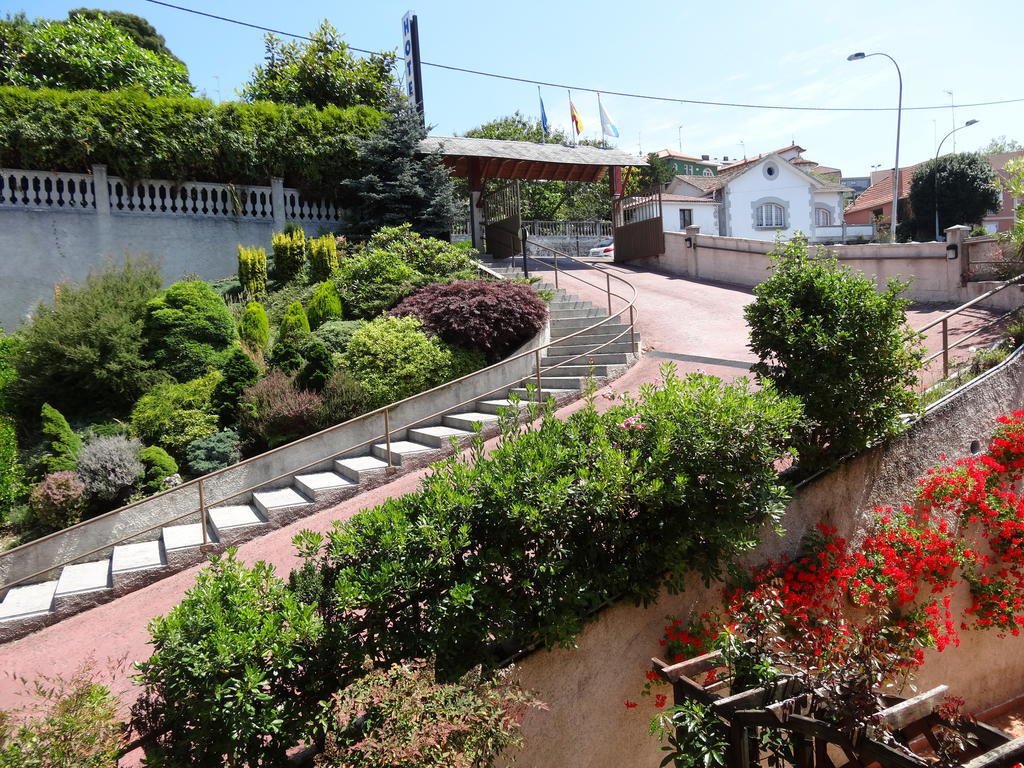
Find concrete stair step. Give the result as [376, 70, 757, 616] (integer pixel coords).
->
[524, 375, 588, 390]
[547, 340, 637, 357]
[54, 559, 111, 598]
[335, 455, 390, 482]
[162, 523, 216, 553]
[407, 425, 475, 448]
[543, 352, 630, 366]
[550, 309, 605, 319]
[548, 299, 593, 310]
[476, 398, 529, 414]
[111, 540, 165, 574]
[0, 580, 58, 621]
[209, 504, 266, 532]
[540, 363, 614, 377]
[551, 328, 632, 344]
[509, 386, 578, 400]
[253, 487, 313, 517]
[552, 317, 629, 332]
[370, 440, 436, 465]
[442, 411, 500, 431]
[293, 471, 356, 498]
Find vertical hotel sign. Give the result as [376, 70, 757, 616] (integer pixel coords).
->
[401, 11, 424, 121]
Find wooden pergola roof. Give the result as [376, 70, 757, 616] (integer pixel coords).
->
[419, 136, 646, 183]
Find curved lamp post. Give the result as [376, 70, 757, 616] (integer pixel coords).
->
[848, 51, 903, 237]
[934, 119, 979, 241]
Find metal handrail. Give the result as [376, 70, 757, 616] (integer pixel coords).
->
[915, 273, 1024, 380]
[0, 241, 640, 594]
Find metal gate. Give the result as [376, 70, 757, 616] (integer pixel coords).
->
[612, 189, 664, 262]
[482, 181, 522, 259]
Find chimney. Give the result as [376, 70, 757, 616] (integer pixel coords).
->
[701, 154, 710, 161]
[723, 155, 729, 162]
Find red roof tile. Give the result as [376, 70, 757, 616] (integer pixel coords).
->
[845, 163, 923, 214]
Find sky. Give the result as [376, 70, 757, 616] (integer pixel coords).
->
[10, 0, 1024, 178]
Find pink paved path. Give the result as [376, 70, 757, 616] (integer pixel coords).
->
[0, 262, 1009, 733]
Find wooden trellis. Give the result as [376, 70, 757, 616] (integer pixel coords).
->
[652, 651, 1024, 768]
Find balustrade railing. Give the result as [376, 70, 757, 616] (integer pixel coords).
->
[108, 179, 274, 219]
[0, 169, 95, 210]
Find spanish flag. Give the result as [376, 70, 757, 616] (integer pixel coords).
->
[569, 92, 584, 137]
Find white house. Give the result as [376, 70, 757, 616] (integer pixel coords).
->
[662, 152, 865, 242]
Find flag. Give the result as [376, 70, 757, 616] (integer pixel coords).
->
[538, 87, 549, 138]
[569, 94, 584, 136]
[598, 94, 619, 139]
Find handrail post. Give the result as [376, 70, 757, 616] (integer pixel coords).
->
[383, 408, 393, 467]
[941, 318, 949, 379]
[198, 478, 208, 546]
[553, 250, 559, 290]
[606, 272, 613, 315]
[535, 348, 543, 405]
[629, 306, 636, 352]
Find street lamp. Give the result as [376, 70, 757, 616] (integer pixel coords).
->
[848, 51, 903, 237]
[934, 119, 979, 241]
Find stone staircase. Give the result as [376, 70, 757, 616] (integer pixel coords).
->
[0, 263, 639, 640]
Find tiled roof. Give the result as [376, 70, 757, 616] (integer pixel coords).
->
[656, 149, 717, 163]
[845, 163, 923, 214]
[662, 194, 719, 203]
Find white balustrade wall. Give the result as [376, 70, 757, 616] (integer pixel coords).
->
[0, 165, 342, 331]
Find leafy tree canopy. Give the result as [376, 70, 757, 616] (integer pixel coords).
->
[0, 11, 191, 96]
[906, 152, 1001, 240]
[982, 135, 1023, 155]
[241, 20, 397, 110]
[68, 8, 184, 65]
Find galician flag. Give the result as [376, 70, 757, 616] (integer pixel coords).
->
[569, 91, 584, 137]
[598, 94, 619, 139]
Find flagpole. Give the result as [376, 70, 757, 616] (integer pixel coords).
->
[568, 89, 575, 146]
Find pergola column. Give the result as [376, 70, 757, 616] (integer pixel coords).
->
[468, 158, 485, 252]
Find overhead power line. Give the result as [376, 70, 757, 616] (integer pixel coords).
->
[144, 0, 1024, 114]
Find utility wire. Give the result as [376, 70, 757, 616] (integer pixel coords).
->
[144, 0, 1024, 114]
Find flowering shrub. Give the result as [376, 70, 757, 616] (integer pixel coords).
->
[76, 435, 144, 503]
[29, 471, 87, 530]
[238, 370, 321, 451]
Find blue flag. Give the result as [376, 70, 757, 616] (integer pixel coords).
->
[538, 87, 549, 138]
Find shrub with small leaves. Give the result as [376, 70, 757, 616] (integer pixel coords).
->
[39, 402, 81, 473]
[361, 224, 476, 277]
[138, 445, 178, 494]
[315, 370, 370, 429]
[212, 348, 261, 425]
[312, 319, 361, 356]
[335, 248, 421, 320]
[0, 416, 25, 516]
[238, 370, 322, 451]
[278, 301, 311, 344]
[237, 246, 268, 299]
[307, 281, 343, 331]
[76, 435, 144, 502]
[272, 229, 306, 283]
[184, 428, 242, 476]
[308, 234, 339, 282]
[29, 471, 87, 530]
[297, 340, 335, 392]
[390, 279, 548, 359]
[268, 338, 305, 375]
[130, 371, 221, 459]
[238, 301, 270, 353]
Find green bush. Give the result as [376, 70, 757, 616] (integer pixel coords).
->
[212, 348, 261, 425]
[0, 416, 25, 517]
[184, 428, 241, 476]
[133, 552, 324, 768]
[268, 338, 305, 375]
[238, 370, 321, 451]
[130, 371, 221, 459]
[314, 370, 370, 429]
[342, 316, 457, 408]
[361, 224, 476, 278]
[39, 402, 81, 473]
[0, 331, 18, 416]
[307, 281, 343, 331]
[312, 319, 361, 356]
[76, 435, 144, 503]
[143, 280, 237, 382]
[237, 247, 268, 301]
[0, 86, 382, 199]
[297, 340, 335, 392]
[12, 258, 162, 416]
[139, 445, 178, 494]
[308, 234, 339, 282]
[278, 301, 311, 345]
[335, 248, 421, 320]
[272, 229, 306, 283]
[29, 470, 86, 530]
[744, 236, 922, 470]
[238, 300, 270, 354]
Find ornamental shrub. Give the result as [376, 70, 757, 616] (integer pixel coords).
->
[29, 471, 86, 529]
[268, 338, 305, 375]
[314, 370, 370, 429]
[744, 236, 922, 470]
[237, 246, 268, 300]
[143, 280, 237, 382]
[342, 316, 456, 408]
[138, 445, 178, 494]
[361, 224, 476, 278]
[312, 319, 361, 356]
[76, 435, 144, 502]
[39, 402, 81, 473]
[335, 248, 421, 320]
[11, 257, 162, 416]
[133, 552, 324, 768]
[278, 301, 311, 344]
[308, 234, 339, 282]
[212, 348, 261, 425]
[272, 229, 306, 283]
[296, 340, 335, 392]
[391, 280, 548, 359]
[0, 416, 25, 516]
[0, 331, 17, 416]
[238, 370, 322, 451]
[306, 281, 343, 331]
[238, 300, 270, 353]
[130, 371, 221, 459]
[184, 429, 241, 476]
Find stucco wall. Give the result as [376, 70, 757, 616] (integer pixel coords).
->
[662, 201, 718, 234]
[724, 160, 814, 240]
[505, 354, 1024, 768]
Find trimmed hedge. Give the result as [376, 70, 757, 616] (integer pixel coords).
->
[0, 86, 383, 199]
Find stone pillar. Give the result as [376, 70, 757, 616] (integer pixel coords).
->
[945, 225, 970, 292]
[271, 177, 286, 232]
[685, 225, 701, 277]
[91, 164, 113, 259]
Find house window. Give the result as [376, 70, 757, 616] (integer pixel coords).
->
[814, 207, 833, 226]
[702, 168, 714, 177]
[756, 202, 786, 228]
[679, 209, 693, 228]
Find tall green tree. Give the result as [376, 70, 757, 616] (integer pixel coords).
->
[68, 8, 185, 65]
[982, 136, 1023, 154]
[241, 20, 396, 110]
[0, 12, 191, 96]
[906, 152, 1000, 240]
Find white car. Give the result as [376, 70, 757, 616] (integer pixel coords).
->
[588, 238, 614, 259]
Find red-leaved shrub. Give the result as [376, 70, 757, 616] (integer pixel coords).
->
[237, 370, 321, 452]
[30, 471, 87, 530]
[389, 280, 548, 359]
